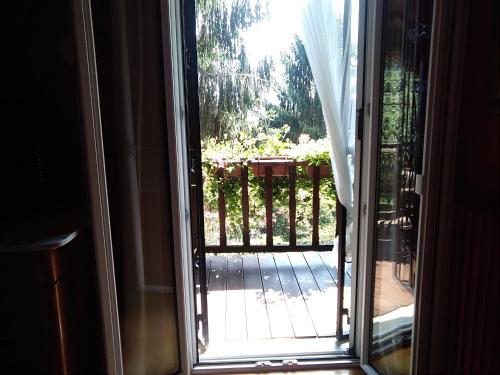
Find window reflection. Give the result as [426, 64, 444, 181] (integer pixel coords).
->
[369, 0, 433, 373]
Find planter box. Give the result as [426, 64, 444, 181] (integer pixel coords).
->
[306, 164, 332, 178]
[210, 160, 242, 177]
[249, 157, 292, 177]
[223, 164, 242, 177]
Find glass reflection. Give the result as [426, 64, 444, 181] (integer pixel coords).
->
[369, 0, 433, 374]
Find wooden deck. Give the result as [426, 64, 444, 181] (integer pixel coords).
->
[205, 251, 351, 346]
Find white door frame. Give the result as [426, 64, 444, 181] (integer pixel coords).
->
[161, 0, 199, 373]
[72, 0, 124, 374]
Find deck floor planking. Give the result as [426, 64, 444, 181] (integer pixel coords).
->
[274, 252, 317, 337]
[204, 251, 351, 344]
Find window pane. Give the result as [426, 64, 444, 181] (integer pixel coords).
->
[91, 0, 180, 372]
[369, 0, 433, 373]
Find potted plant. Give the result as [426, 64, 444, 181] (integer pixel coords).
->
[249, 156, 291, 177]
[306, 162, 332, 178]
[209, 159, 242, 177]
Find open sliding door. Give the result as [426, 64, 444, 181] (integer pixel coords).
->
[180, 0, 210, 353]
[359, 0, 434, 373]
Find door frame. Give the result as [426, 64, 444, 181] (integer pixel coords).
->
[354, 0, 384, 372]
[72, 0, 124, 374]
[161, 0, 199, 373]
[162, 0, 366, 373]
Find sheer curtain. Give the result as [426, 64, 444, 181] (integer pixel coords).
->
[300, 0, 358, 254]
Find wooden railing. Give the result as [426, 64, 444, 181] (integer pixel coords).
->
[205, 158, 337, 253]
[201, 157, 349, 342]
[379, 143, 417, 287]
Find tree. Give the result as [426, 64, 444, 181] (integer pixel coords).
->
[196, 0, 272, 141]
[268, 36, 326, 141]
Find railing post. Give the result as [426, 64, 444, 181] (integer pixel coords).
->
[265, 166, 273, 250]
[312, 165, 320, 247]
[241, 165, 250, 247]
[289, 166, 297, 248]
[336, 200, 348, 340]
[216, 168, 227, 248]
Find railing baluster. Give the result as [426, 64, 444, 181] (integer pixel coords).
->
[265, 166, 273, 249]
[312, 165, 320, 247]
[209, 160, 335, 254]
[217, 168, 227, 248]
[241, 165, 250, 247]
[289, 166, 297, 248]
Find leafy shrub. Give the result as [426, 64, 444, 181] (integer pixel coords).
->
[202, 125, 337, 245]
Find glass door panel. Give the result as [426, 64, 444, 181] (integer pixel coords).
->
[369, 0, 433, 373]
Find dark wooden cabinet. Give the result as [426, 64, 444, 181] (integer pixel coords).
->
[0, 227, 79, 373]
[0, 223, 104, 374]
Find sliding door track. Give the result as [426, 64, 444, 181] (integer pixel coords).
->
[193, 355, 360, 374]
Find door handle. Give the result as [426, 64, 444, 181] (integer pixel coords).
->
[415, 173, 423, 196]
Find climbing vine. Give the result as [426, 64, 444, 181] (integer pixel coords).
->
[202, 126, 337, 245]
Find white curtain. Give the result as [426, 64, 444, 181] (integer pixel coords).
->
[300, 0, 357, 212]
[300, 0, 358, 254]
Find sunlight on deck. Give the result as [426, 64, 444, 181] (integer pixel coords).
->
[200, 251, 351, 359]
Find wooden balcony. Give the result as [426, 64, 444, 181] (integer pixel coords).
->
[206, 158, 337, 253]
[198, 158, 350, 354]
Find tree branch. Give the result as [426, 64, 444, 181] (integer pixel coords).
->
[198, 69, 280, 88]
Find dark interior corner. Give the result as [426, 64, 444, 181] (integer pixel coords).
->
[0, 2, 105, 373]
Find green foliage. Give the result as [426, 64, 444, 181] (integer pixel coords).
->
[288, 134, 331, 166]
[196, 2, 335, 245]
[378, 64, 417, 211]
[381, 67, 403, 144]
[268, 37, 326, 142]
[381, 65, 416, 144]
[202, 126, 336, 245]
[196, 0, 272, 141]
[196, 3, 326, 144]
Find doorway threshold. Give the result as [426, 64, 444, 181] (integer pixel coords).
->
[200, 337, 350, 361]
[194, 354, 359, 375]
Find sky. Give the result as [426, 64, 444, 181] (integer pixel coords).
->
[242, 0, 303, 69]
[216, 0, 359, 106]
[242, 0, 356, 67]
[241, 0, 306, 105]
